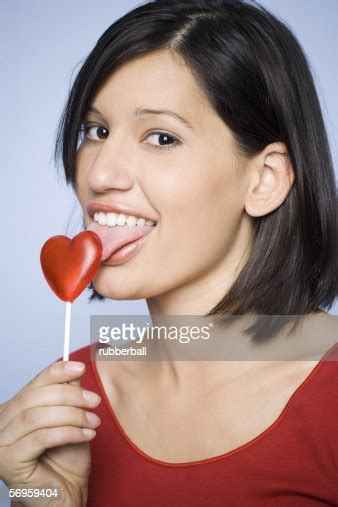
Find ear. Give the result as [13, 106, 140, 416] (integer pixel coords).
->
[244, 142, 295, 217]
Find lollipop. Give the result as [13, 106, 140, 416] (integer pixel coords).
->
[40, 231, 102, 360]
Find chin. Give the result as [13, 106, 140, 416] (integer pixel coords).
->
[91, 278, 147, 301]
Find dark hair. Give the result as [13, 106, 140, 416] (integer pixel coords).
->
[54, 0, 337, 339]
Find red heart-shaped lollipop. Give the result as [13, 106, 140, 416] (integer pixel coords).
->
[40, 231, 102, 302]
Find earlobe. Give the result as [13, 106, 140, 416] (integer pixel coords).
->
[244, 143, 295, 218]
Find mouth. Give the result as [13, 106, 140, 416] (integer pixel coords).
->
[101, 230, 155, 266]
[86, 201, 157, 226]
[91, 210, 157, 228]
[86, 208, 157, 266]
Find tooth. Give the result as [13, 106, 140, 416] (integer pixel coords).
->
[136, 218, 146, 227]
[95, 210, 152, 226]
[98, 211, 107, 225]
[116, 213, 127, 225]
[126, 215, 137, 227]
[106, 212, 117, 226]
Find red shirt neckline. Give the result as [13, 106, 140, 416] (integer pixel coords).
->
[90, 340, 338, 468]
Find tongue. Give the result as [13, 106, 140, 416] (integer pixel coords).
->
[86, 222, 154, 261]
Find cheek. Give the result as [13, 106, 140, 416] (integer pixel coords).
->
[156, 152, 243, 238]
[149, 160, 245, 273]
[74, 151, 85, 191]
[74, 149, 94, 202]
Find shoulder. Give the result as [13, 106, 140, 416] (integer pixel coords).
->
[294, 312, 338, 361]
[305, 341, 338, 394]
[317, 348, 338, 475]
[306, 342, 338, 447]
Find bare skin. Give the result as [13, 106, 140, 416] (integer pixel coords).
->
[75, 48, 337, 463]
[95, 311, 337, 463]
[0, 362, 101, 506]
[1, 47, 336, 506]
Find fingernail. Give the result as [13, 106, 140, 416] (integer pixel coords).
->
[65, 362, 85, 373]
[82, 428, 96, 437]
[86, 411, 100, 427]
[82, 390, 101, 406]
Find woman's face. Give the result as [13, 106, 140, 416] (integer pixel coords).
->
[76, 49, 250, 301]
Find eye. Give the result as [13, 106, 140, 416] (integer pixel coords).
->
[145, 131, 181, 151]
[79, 123, 181, 151]
[80, 123, 109, 142]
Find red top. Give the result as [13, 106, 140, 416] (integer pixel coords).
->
[57, 342, 338, 506]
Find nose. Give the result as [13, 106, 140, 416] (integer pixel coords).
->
[87, 135, 134, 193]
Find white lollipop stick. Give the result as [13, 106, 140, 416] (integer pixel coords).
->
[63, 301, 72, 361]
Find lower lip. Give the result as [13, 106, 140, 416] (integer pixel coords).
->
[101, 227, 155, 266]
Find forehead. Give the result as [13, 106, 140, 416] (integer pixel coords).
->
[91, 49, 213, 121]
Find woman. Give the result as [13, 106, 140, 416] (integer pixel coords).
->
[1, 0, 337, 505]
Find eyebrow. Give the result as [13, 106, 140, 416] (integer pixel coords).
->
[86, 105, 195, 130]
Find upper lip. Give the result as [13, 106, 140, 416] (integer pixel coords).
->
[86, 201, 157, 222]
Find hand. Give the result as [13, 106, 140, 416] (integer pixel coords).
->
[0, 361, 101, 506]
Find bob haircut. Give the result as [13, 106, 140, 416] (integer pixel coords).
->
[54, 0, 337, 340]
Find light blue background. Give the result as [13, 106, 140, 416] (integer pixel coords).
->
[1, 0, 337, 404]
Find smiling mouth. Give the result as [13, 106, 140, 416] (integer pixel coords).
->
[86, 217, 157, 262]
[86, 201, 157, 227]
[102, 231, 154, 266]
[92, 210, 157, 228]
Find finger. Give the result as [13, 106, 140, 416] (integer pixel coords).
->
[1, 406, 101, 445]
[22, 361, 86, 391]
[7, 425, 97, 463]
[0, 384, 101, 430]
